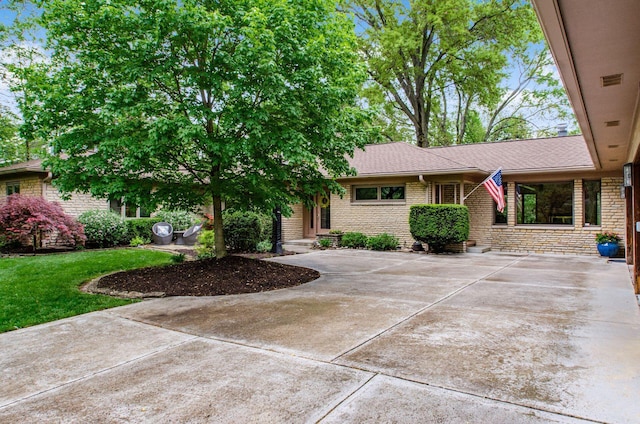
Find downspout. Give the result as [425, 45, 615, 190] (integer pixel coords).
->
[42, 172, 53, 198]
[419, 175, 430, 203]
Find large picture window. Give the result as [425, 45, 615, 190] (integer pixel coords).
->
[110, 198, 151, 218]
[353, 185, 405, 202]
[583, 180, 601, 226]
[516, 182, 573, 225]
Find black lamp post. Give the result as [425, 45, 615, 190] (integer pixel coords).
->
[271, 206, 283, 254]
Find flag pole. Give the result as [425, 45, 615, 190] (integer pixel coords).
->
[462, 168, 502, 201]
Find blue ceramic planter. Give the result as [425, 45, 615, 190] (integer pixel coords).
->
[596, 242, 619, 257]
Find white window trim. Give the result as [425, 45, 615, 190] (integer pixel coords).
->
[352, 184, 406, 204]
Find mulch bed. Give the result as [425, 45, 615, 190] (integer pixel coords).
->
[96, 255, 319, 297]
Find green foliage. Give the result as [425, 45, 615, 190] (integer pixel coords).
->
[78, 210, 128, 248]
[595, 232, 620, 244]
[343, 0, 574, 146]
[129, 236, 149, 247]
[329, 229, 343, 235]
[409, 204, 470, 253]
[222, 210, 263, 252]
[318, 238, 333, 248]
[256, 240, 272, 253]
[366, 233, 398, 251]
[0, 249, 173, 332]
[125, 217, 162, 241]
[15, 0, 374, 259]
[195, 229, 216, 259]
[340, 232, 368, 248]
[170, 253, 186, 263]
[155, 210, 197, 232]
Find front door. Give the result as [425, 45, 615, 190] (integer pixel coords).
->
[303, 192, 330, 238]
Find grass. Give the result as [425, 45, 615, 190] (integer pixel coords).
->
[0, 248, 174, 333]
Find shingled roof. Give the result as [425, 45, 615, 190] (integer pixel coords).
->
[0, 159, 47, 176]
[346, 135, 594, 178]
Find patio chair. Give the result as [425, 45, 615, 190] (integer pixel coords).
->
[180, 223, 203, 246]
[152, 222, 174, 245]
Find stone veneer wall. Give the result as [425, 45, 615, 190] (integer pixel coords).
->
[0, 175, 42, 202]
[464, 183, 494, 246]
[330, 180, 428, 248]
[491, 177, 625, 255]
[43, 182, 109, 217]
[282, 203, 304, 241]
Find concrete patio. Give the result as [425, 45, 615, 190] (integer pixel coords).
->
[1, 250, 639, 423]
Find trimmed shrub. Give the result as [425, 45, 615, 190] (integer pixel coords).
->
[125, 217, 162, 241]
[319, 238, 332, 248]
[129, 236, 149, 247]
[366, 233, 398, 251]
[222, 210, 263, 252]
[155, 209, 197, 231]
[0, 194, 85, 250]
[409, 204, 469, 253]
[340, 232, 368, 248]
[78, 210, 128, 248]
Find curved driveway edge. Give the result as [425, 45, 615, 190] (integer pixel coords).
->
[1, 250, 639, 423]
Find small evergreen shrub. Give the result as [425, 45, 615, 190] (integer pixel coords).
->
[340, 232, 368, 248]
[366, 233, 398, 251]
[256, 240, 272, 253]
[170, 253, 186, 263]
[0, 194, 85, 249]
[78, 210, 128, 248]
[222, 210, 263, 252]
[125, 217, 161, 241]
[409, 204, 469, 253]
[196, 229, 216, 259]
[129, 236, 149, 247]
[319, 238, 333, 248]
[155, 210, 197, 231]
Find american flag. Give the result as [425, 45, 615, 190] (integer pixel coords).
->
[483, 169, 505, 213]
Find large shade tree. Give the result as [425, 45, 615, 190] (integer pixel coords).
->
[342, 0, 570, 146]
[12, 0, 372, 257]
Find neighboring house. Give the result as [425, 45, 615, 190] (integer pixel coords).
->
[283, 135, 625, 255]
[0, 159, 148, 219]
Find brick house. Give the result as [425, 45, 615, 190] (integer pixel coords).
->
[283, 135, 625, 255]
[0, 159, 148, 218]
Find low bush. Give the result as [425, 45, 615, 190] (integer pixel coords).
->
[256, 240, 272, 253]
[155, 210, 197, 231]
[129, 236, 149, 247]
[78, 210, 128, 248]
[125, 217, 161, 241]
[0, 194, 85, 250]
[366, 233, 399, 251]
[195, 229, 216, 259]
[340, 232, 368, 248]
[222, 210, 263, 252]
[409, 204, 469, 253]
[318, 238, 333, 248]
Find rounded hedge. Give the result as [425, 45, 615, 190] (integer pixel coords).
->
[409, 204, 469, 253]
[78, 210, 128, 247]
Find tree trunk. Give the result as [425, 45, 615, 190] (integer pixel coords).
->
[212, 194, 227, 258]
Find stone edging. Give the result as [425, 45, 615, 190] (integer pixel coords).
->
[81, 272, 166, 299]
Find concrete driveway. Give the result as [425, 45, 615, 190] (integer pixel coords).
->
[2, 250, 639, 423]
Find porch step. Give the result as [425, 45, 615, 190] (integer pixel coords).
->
[467, 245, 491, 253]
[282, 238, 315, 253]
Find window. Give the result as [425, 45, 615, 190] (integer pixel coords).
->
[353, 185, 405, 202]
[494, 183, 507, 224]
[583, 180, 601, 226]
[434, 183, 459, 204]
[516, 182, 573, 225]
[6, 182, 20, 196]
[110, 198, 151, 218]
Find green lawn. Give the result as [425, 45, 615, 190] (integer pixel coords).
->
[0, 249, 173, 333]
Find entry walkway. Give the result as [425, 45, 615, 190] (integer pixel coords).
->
[2, 251, 639, 423]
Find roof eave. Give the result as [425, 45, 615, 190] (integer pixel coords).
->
[531, 0, 601, 169]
